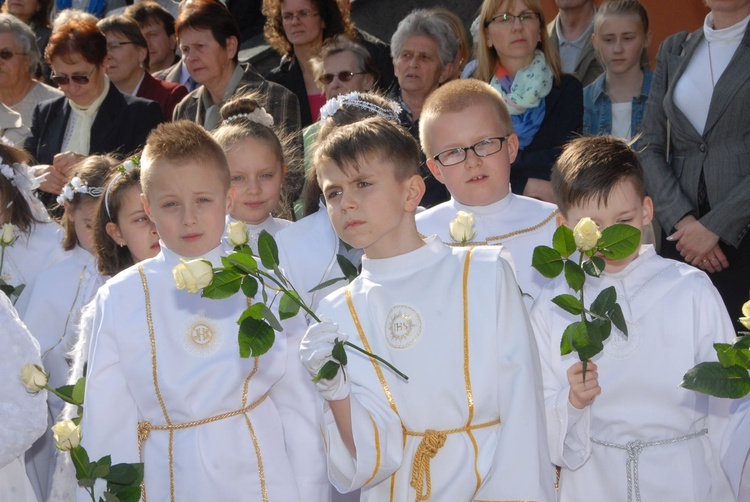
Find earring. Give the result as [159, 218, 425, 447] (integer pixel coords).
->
[119, 241, 125, 247]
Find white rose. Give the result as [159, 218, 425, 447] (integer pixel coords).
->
[51, 420, 81, 451]
[449, 211, 476, 244]
[19, 363, 48, 392]
[122, 159, 137, 173]
[573, 217, 602, 252]
[739, 300, 750, 330]
[226, 221, 249, 247]
[172, 258, 213, 294]
[69, 176, 82, 189]
[0, 223, 16, 246]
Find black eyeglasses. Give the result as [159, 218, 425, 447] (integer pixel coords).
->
[433, 137, 509, 166]
[50, 68, 95, 86]
[486, 11, 540, 28]
[282, 10, 319, 22]
[0, 48, 26, 60]
[318, 71, 366, 85]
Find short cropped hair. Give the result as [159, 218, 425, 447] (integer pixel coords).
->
[315, 116, 420, 184]
[552, 135, 647, 216]
[141, 120, 230, 198]
[312, 35, 380, 91]
[46, 18, 107, 66]
[125, 0, 176, 36]
[97, 15, 150, 71]
[175, 0, 240, 65]
[391, 9, 458, 68]
[0, 14, 41, 75]
[419, 79, 513, 156]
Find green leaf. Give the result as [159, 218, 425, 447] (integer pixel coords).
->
[313, 360, 340, 382]
[201, 270, 243, 299]
[598, 224, 641, 260]
[257, 230, 279, 269]
[532, 246, 564, 278]
[308, 276, 346, 293]
[551, 294, 583, 315]
[715, 343, 750, 370]
[240, 275, 258, 299]
[332, 339, 348, 366]
[55, 384, 75, 403]
[70, 445, 90, 480]
[104, 462, 143, 485]
[107, 485, 142, 502]
[589, 286, 617, 317]
[582, 256, 606, 277]
[733, 334, 750, 350]
[90, 455, 111, 479]
[552, 225, 576, 258]
[561, 322, 583, 356]
[564, 260, 585, 292]
[681, 362, 750, 398]
[228, 252, 258, 274]
[259, 304, 283, 332]
[279, 292, 301, 320]
[71, 377, 85, 405]
[336, 254, 359, 281]
[238, 317, 275, 358]
[608, 304, 628, 337]
[587, 317, 612, 346]
[571, 320, 604, 362]
[238, 303, 264, 324]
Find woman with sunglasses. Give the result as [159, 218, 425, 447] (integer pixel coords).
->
[475, 0, 582, 203]
[263, 0, 356, 127]
[23, 18, 162, 209]
[1, 0, 53, 80]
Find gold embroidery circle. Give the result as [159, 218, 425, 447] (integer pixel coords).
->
[385, 305, 421, 349]
[181, 316, 222, 356]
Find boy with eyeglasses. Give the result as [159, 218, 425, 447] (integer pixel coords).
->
[416, 78, 559, 308]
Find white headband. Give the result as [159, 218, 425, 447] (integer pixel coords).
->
[104, 157, 140, 220]
[56, 176, 104, 206]
[319, 92, 402, 123]
[223, 107, 275, 128]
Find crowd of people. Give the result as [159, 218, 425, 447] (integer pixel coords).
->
[2, 0, 750, 501]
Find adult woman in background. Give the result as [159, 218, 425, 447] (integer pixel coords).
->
[640, 0, 750, 328]
[24, 18, 162, 204]
[0, 14, 61, 144]
[476, 0, 582, 202]
[263, 0, 354, 127]
[2, 0, 53, 79]
[97, 15, 187, 121]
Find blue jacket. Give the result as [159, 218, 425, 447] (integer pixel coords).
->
[583, 67, 652, 148]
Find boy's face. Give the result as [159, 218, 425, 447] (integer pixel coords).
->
[425, 103, 519, 206]
[142, 159, 233, 258]
[317, 154, 424, 259]
[561, 179, 653, 273]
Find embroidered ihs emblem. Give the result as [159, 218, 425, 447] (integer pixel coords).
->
[181, 316, 223, 356]
[385, 305, 422, 349]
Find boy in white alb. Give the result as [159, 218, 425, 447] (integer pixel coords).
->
[530, 136, 738, 501]
[416, 79, 558, 309]
[80, 122, 312, 501]
[300, 117, 555, 501]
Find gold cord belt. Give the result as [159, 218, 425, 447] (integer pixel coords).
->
[406, 418, 502, 502]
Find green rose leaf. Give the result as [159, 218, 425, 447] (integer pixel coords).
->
[733, 334, 750, 350]
[104, 462, 143, 485]
[241, 275, 258, 299]
[309, 276, 346, 293]
[561, 321, 584, 356]
[107, 485, 142, 502]
[201, 270, 243, 299]
[332, 339, 348, 366]
[553, 225, 577, 258]
[681, 362, 750, 398]
[238, 317, 275, 358]
[279, 291, 301, 320]
[532, 245, 564, 278]
[72, 377, 85, 406]
[551, 294, 584, 315]
[313, 360, 340, 382]
[588, 317, 612, 345]
[90, 455, 111, 480]
[608, 303, 628, 337]
[590, 286, 617, 317]
[715, 343, 750, 370]
[337, 254, 360, 282]
[564, 260, 585, 292]
[238, 303, 264, 324]
[598, 224, 641, 260]
[228, 252, 258, 274]
[258, 230, 279, 269]
[260, 304, 283, 332]
[55, 384, 75, 403]
[69, 445, 90, 481]
[582, 256, 606, 277]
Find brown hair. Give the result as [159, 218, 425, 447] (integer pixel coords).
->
[475, 0, 561, 84]
[97, 15, 150, 71]
[175, 0, 240, 64]
[141, 120, 230, 198]
[61, 155, 118, 251]
[552, 135, 647, 216]
[1, 0, 53, 29]
[419, 79, 513, 157]
[0, 144, 41, 235]
[262, 0, 355, 57]
[45, 18, 107, 66]
[125, 0, 175, 36]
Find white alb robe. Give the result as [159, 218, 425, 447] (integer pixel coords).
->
[316, 237, 556, 501]
[80, 245, 309, 501]
[530, 245, 737, 501]
[3, 221, 66, 300]
[416, 194, 558, 309]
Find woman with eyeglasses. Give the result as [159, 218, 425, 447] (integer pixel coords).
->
[1, 0, 53, 80]
[97, 15, 187, 122]
[475, 0, 582, 203]
[263, 0, 356, 127]
[23, 18, 162, 208]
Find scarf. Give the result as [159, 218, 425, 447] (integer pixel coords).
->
[66, 77, 110, 156]
[201, 64, 245, 130]
[490, 50, 552, 149]
[55, 0, 108, 17]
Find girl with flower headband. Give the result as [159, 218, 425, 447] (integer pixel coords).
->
[17, 155, 115, 500]
[213, 95, 300, 251]
[0, 142, 66, 294]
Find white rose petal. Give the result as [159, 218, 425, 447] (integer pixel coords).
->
[0, 222, 16, 245]
[226, 221, 249, 247]
[51, 420, 81, 451]
[19, 363, 48, 392]
[449, 211, 476, 244]
[739, 299, 750, 329]
[573, 217, 602, 252]
[173, 258, 213, 294]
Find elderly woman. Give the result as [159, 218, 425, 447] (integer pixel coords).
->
[97, 15, 187, 121]
[476, 0, 582, 203]
[173, 0, 300, 135]
[2, 0, 53, 78]
[0, 14, 61, 144]
[389, 8, 457, 207]
[640, 0, 750, 329]
[24, 18, 162, 204]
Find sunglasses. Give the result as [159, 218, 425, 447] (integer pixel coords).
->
[50, 68, 95, 86]
[0, 48, 26, 60]
[318, 71, 366, 85]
